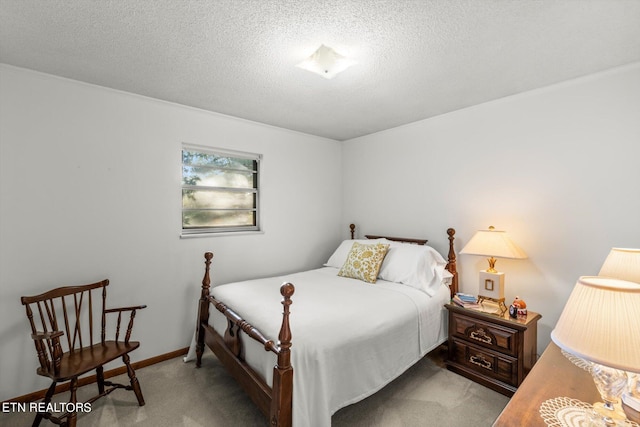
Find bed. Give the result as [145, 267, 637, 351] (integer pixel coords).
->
[194, 224, 458, 427]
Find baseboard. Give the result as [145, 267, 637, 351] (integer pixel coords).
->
[5, 347, 188, 404]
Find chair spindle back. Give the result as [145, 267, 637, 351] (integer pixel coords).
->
[21, 280, 109, 374]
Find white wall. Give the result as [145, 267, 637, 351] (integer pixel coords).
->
[342, 62, 640, 354]
[2, 62, 638, 402]
[0, 65, 343, 401]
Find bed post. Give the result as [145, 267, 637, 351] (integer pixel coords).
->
[349, 223, 355, 239]
[270, 282, 295, 427]
[196, 251, 213, 368]
[446, 228, 458, 297]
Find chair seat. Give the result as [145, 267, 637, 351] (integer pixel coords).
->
[37, 341, 140, 382]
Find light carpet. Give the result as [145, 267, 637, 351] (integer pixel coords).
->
[2, 348, 509, 426]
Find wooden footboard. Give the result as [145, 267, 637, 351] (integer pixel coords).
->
[195, 252, 294, 427]
[195, 225, 457, 427]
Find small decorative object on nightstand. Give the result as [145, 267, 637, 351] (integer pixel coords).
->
[508, 296, 527, 319]
[460, 226, 527, 315]
[445, 303, 541, 397]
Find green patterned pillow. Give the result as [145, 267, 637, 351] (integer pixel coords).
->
[338, 242, 390, 283]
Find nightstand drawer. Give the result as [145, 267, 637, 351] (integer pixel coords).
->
[450, 312, 519, 356]
[445, 304, 541, 396]
[450, 338, 518, 386]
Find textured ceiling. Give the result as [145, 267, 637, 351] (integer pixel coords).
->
[1, 1, 639, 141]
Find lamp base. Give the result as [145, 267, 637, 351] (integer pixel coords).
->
[591, 401, 628, 425]
[477, 295, 507, 316]
[590, 363, 630, 425]
[478, 271, 505, 300]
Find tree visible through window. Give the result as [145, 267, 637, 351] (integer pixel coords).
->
[182, 145, 261, 234]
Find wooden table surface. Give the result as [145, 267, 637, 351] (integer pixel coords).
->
[493, 341, 599, 426]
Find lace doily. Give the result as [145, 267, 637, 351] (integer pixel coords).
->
[540, 397, 640, 427]
[561, 349, 592, 372]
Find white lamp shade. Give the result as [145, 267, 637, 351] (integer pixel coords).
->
[460, 228, 527, 259]
[598, 248, 640, 284]
[551, 276, 640, 373]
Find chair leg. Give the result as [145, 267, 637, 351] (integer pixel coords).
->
[96, 365, 105, 394]
[67, 377, 78, 427]
[122, 353, 145, 406]
[32, 381, 56, 427]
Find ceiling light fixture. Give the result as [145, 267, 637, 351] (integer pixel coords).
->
[296, 44, 356, 79]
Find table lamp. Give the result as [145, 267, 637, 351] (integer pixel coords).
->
[460, 226, 527, 313]
[551, 276, 640, 424]
[599, 248, 640, 283]
[598, 247, 640, 421]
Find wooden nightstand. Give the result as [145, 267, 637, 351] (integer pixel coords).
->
[445, 303, 541, 397]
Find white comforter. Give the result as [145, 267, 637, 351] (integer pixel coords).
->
[203, 267, 449, 427]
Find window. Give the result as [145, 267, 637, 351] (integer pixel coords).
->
[182, 145, 261, 235]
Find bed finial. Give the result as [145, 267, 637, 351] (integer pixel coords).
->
[446, 229, 458, 297]
[280, 282, 295, 299]
[447, 228, 456, 262]
[278, 282, 294, 354]
[201, 252, 214, 299]
[196, 251, 214, 368]
[278, 282, 294, 353]
[350, 224, 356, 240]
[272, 282, 294, 426]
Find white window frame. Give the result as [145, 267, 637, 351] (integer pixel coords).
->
[181, 144, 262, 236]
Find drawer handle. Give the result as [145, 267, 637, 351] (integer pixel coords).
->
[470, 355, 492, 370]
[469, 328, 493, 344]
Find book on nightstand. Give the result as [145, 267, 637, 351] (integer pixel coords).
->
[452, 293, 481, 309]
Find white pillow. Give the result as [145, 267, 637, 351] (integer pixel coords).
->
[325, 239, 389, 269]
[442, 269, 454, 287]
[378, 242, 447, 296]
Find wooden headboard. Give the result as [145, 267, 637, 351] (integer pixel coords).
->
[348, 223, 458, 298]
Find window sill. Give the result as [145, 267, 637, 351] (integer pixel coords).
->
[180, 230, 264, 239]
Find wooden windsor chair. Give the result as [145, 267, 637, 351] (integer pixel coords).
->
[20, 279, 146, 427]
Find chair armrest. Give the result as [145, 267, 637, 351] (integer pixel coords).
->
[104, 305, 146, 343]
[104, 304, 147, 313]
[31, 330, 64, 341]
[30, 331, 64, 375]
